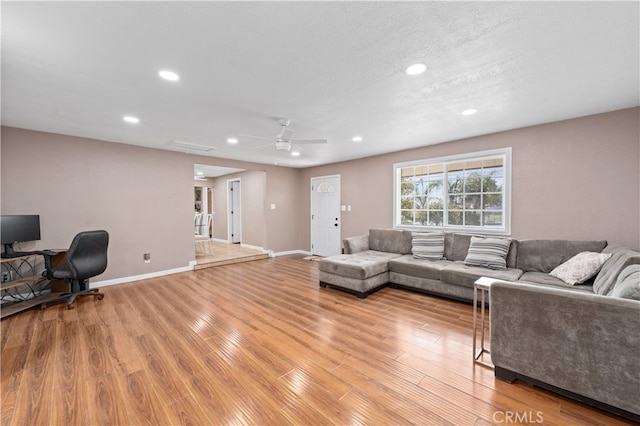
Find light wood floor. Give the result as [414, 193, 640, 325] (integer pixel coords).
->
[1, 255, 632, 425]
[195, 240, 269, 269]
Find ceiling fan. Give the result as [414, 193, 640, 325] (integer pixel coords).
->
[239, 119, 327, 152]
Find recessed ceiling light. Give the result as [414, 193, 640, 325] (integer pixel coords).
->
[352, 136, 363, 143]
[123, 116, 139, 124]
[158, 70, 179, 81]
[291, 151, 300, 157]
[462, 108, 478, 116]
[227, 138, 238, 144]
[405, 63, 427, 76]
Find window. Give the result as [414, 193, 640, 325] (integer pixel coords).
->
[394, 148, 511, 234]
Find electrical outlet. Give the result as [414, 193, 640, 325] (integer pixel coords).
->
[144, 253, 151, 264]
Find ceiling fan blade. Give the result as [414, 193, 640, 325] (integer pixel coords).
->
[254, 142, 274, 149]
[238, 133, 273, 141]
[290, 139, 327, 144]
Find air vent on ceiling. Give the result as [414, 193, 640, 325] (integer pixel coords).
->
[169, 140, 215, 152]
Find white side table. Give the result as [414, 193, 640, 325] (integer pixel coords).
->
[473, 277, 494, 368]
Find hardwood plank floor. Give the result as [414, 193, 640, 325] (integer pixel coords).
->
[0, 255, 633, 425]
[195, 240, 269, 270]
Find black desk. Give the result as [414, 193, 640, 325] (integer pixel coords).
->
[1, 250, 67, 318]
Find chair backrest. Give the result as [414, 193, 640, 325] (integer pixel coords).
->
[194, 213, 202, 234]
[66, 230, 109, 281]
[203, 214, 212, 236]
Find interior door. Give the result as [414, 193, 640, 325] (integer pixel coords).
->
[228, 179, 242, 243]
[311, 175, 341, 256]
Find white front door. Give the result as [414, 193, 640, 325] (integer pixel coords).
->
[228, 179, 242, 243]
[311, 175, 341, 257]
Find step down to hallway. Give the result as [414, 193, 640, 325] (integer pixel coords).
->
[194, 253, 270, 270]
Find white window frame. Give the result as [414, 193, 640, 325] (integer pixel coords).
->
[393, 147, 512, 235]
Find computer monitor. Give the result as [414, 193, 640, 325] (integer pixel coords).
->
[1, 215, 41, 257]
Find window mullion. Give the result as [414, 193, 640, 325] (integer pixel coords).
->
[443, 165, 449, 228]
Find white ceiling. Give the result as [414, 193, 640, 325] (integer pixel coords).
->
[2, 2, 638, 168]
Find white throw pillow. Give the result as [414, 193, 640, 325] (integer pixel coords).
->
[549, 251, 612, 285]
[411, 232, 445, 260]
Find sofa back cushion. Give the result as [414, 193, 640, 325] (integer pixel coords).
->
[444, 233, 471, 261]
[593, 245, 640, 295]
[515, 239, 607, 273]
[369, 228, 412, 255]
[608, 264, 640, 300]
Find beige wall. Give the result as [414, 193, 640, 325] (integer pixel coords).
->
[1, 127, 301, 281]
[299, 107, 640, 250]
[2, 107, 638, 284]
[210, 169, 267, 248]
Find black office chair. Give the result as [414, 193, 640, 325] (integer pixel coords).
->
[41, 230, 109, 310]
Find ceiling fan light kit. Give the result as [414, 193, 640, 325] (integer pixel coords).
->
[275, 141, 292, 151]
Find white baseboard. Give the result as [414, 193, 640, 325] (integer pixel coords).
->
[273, 249, 312, 257]
[241, 243, 265, 252]
[92, 262, 196, 288]
[90, 249, 312, 289]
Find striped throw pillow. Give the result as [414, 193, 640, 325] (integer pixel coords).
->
[464, 236, 512, 270]
[412, 232, 445, 260]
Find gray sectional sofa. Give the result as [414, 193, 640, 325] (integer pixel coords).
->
[318, 228, 616, 300]
[318, 228, 640, 421]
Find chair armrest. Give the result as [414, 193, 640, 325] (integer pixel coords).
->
[35, 250, 63, 279]
[343, 235, 369, 254]
[490, 281, 640, 415]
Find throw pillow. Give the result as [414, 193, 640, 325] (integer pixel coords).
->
[412, 232, 445, 260]
[464, 236, 512, 270]
[607, 265, 640, 300]
[549, 251, 613, 285]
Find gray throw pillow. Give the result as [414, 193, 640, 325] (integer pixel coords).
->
[464, 236, 512, 270]
[411, 232, 445, 260]
[608, 264, 640, 300]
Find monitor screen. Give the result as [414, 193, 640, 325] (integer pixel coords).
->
[1, 215, 41, 246]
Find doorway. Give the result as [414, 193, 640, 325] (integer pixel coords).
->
[228, 178, 242, 243]
[310, 175, 341, 256]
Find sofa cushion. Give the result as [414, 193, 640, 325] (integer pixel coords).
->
[411, 232, 445, 259]
[369, 229, 412, 255]
[518, 271, 595, 293]
[444, 233, 472, 261]
[318, 251, 399, 280]
[388, 255, 452, 280]
[549, 251, 612, 285]
[608, 265, 640, 300]
[593, 245, 640, 295]
[441, 261, 523, 288]
[464, 236, 512, 270]
[343, 234, 369, 254]
[516, 239, 608, 273]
